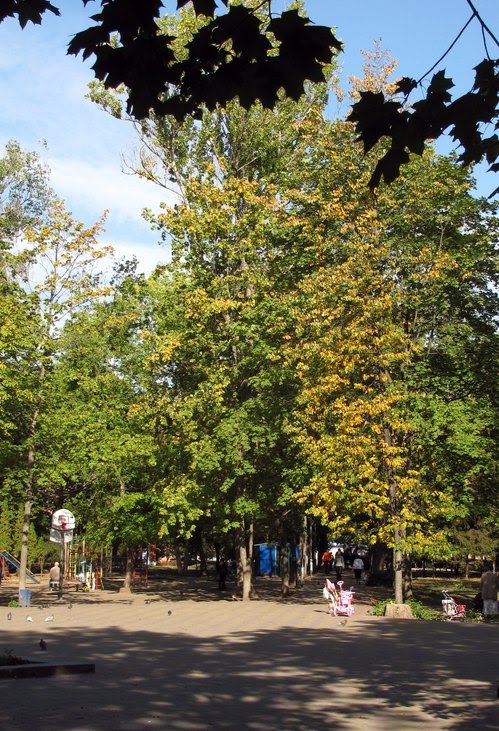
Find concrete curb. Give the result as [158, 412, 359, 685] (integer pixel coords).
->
[0, 661, 96, 679]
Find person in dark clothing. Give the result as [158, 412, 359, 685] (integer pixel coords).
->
[218, 559, 228, 591]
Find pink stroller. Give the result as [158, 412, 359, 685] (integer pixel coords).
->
[323, 578, 355, 616]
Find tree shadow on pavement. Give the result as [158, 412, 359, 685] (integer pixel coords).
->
[1, 615, 497, 731]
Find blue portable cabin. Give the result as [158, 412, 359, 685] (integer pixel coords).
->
[253, 543, 300, 579]
[253, 543, 278, 576]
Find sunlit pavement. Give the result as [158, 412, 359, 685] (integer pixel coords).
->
[0, 574, 497, 731]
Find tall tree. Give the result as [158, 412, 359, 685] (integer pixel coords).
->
[285, 115, 498, 601]
[1, 199, 113, 595]
[0, 139, 53, 246]
[122, 38, 332, 596]
[42, 260, 159, 587]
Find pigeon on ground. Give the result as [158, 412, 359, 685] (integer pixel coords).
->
[26, 616, 33, 622]
[39, 639, 47, 651]
[44, 615, 54, 622]
[68, 603, 73, 610]
[167, 610, 172, 616]
[7, 612, 12, 621]
[339, 619, 348, 626]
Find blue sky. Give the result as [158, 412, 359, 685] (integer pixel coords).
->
[0, 1, 497, 273]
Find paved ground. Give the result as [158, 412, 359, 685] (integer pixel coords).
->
[0, 572, 497, 731]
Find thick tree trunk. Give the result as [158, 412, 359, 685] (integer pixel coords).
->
[370, 541, 388, 573]
[393, 545, 403, 604]
[403, 558, 413, 599]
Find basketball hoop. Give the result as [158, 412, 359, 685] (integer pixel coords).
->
[51, 509, 75, 531]
[50, 509, 76, 544]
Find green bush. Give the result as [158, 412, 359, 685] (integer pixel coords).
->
[464, 608, 484, 623]
[370, 598, 395, 616]
[406, 599, 441, 620]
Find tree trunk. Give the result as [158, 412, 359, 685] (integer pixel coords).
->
[18, 499, 32, 594]
[237, 519, 254, 601]
[18, 396, 40, 597]
[123, 545, 133, 589]
[403, 558, 413, 599]
[298, 514, 308, 586]
[384, 424, 404, 604]
[370, 541, 388, 573]
[393, 545, 403, 604]
[174, 543, 188, 574]
[277, 517, 290, 597]
[280, 543, 290, 597]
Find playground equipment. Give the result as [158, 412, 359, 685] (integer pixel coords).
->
[131, 546, 154, 588]
[323, 578, 355, 617]
[0, 549, 40, 584]
[68, 542, 101, 590]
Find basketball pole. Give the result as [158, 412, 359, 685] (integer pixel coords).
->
[58, 523, 66, 601]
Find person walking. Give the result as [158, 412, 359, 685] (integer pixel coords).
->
[321, 549, 333, 575]
[352, 556, 364, 583]
[334, 550, 345, 582]
[217, 559, 228, 591]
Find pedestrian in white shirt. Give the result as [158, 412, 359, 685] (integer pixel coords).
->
[352, 557, 364, 583]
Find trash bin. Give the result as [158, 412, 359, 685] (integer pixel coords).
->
[19, 589, 31, 607]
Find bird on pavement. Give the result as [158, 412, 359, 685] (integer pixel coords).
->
[26, 616, 33, 622]
[7, 612, 12, 621]
[44, 615, 54, 622]
[339, 619, 348, 626]
[39, 639, 47, 651]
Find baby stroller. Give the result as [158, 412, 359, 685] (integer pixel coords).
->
[323, 578, 355, 617]
[441, 590, 466, 621]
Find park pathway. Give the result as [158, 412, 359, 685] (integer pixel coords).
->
[0, 572, 497, 730]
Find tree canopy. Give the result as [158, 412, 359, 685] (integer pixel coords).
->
[2, 0, 498, 192]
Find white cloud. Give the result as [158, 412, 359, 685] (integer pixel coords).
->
[103, 237, 171, 276]
[47, 155, 173, 226]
